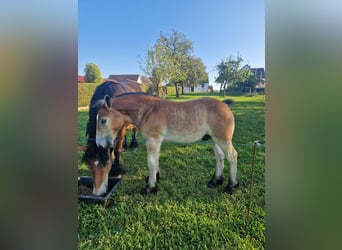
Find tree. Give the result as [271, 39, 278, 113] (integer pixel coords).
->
[139, 44, 166, 97]
[215, 55, 248, 97]
[140, 30, 197, 97]
[237, 70, 258, 91]
[158, 30, 193, 97]
[183, 56, 207, 93]
[84, 63, 102, 83]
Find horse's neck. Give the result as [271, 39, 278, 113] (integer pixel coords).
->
[114, 96, 159, 128]
[113, 95, 152, 126]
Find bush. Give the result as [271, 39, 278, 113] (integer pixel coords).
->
[78, 83, 179, 107]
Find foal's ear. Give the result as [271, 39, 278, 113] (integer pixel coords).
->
[104, 95, 111, 109]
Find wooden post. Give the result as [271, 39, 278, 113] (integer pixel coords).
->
[247, 141, 259, 224]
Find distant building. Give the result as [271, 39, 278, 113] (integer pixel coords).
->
[249, 67, 265, 89]
[183, 73, 209, 93]
[241, 65, 266, 91]
[78, 75, 86, 83]
[107, 74, 152, 87]
[183, 83, 209, 93]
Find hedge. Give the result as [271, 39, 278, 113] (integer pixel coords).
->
[78, 83, 181, 107]
[78, 82, 101, 107]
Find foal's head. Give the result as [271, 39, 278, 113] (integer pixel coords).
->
[95, 95, 125, 149]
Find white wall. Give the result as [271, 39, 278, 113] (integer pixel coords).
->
[183, 83, 209, 93]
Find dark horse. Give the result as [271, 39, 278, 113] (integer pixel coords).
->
[81, 80, 142, 195]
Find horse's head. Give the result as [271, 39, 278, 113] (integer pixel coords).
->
[82, 145, 113, 196]
[94, 95, 125, 149]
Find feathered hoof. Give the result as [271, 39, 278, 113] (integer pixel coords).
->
[207, 175, 224, 188]
[141, 186, 158, 195]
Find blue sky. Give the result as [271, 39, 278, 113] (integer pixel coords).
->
[78, 0, 264, 90]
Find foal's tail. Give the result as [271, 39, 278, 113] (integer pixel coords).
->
[222, 99, 234, 106]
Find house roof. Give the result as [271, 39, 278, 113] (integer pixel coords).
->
[78, 75, 85, 83]
[108, 74, 140, 82]
[107, 74, 152, 86]
[250, 68, 265, 79]
[139, 75, 153, 86]
[241, 65, 265, 80]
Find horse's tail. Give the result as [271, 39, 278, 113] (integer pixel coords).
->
[222, 99, 234, 106]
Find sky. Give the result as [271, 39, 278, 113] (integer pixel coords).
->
[78, 0, 264, 90]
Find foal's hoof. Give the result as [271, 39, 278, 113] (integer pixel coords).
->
[207, 176, 224, 188]
[141, 186, 158, 195]
[224, 180, 239, 194]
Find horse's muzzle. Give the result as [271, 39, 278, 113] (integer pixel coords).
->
[92, 179, 108, 196]
[96, 135, 113, 149]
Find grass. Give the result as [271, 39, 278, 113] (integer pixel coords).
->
[78, 93, 265, 249]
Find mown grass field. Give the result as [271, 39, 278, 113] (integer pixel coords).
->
[78, 93, 265, 249]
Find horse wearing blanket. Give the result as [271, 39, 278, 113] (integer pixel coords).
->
[95, 93, 239, 195]
[81, 80, 141, 196]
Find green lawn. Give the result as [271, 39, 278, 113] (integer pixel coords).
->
[78, 93, 265, 249]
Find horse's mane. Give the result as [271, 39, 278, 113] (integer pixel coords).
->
[82, 143, 110, 166]
[114, 91, 147, 98]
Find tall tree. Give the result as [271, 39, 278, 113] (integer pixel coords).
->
[183, 57, 207, 93]
[139, 44, 166, 96]
[156, 30, 194, 97]
[84, 63, 102, 83]
[215, 55, 247, 97]
[140, 30, 195, 97]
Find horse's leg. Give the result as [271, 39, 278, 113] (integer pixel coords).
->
[145, 167, 161, 183]
[110, 127, 127, 176]
[123, 135, 128, 150]
[118, 126, 128, 151]
[207, 143, 225, 188]
[109, 148, 124, 176]
[219, 141, 239, 194]
[142, 139, 161, 194]
[130, 126, 139, 149]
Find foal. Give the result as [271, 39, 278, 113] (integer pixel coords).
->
[95, 94, 239, 195]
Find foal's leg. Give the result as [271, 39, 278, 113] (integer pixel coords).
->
[142, 139, 162, 194]
[208, 143, 225, 188]
[220, 141, 239, 194]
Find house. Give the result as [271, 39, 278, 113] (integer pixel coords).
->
[107, 74, 152, 87]
[78, 75, 86, 83]
[183, 83, 210, 93]
[242, 65, 265, 85]
[183, 74, 210, 93]
[240, 65, 266, 92]
[250, 67, 265, 88]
